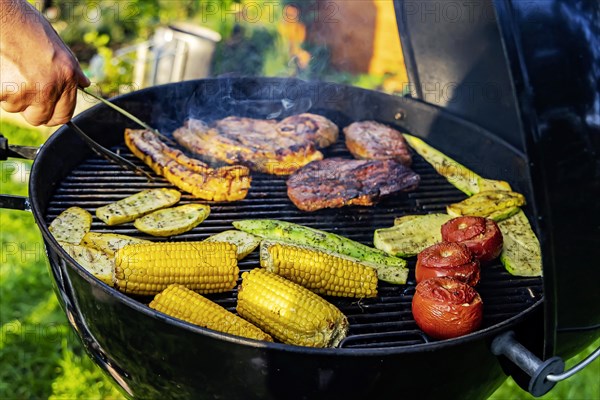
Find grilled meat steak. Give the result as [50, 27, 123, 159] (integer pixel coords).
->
[125, 129, 251, 202]
[343, 121, 412, 165]
[287, 158, 420, 211]
[173, 113, 339, 175]
[277, 113, 339, 148]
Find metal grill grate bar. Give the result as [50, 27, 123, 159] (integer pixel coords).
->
[45, 139, 543, 349]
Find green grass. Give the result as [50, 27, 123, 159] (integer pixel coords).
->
[0, 122, 598, 399]
[0, 122, 122, 399]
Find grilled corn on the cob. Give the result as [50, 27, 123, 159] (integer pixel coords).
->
[150, 284, 272, 341]
[114, 242, 238, 295]
[237, 269, 349, 348]
[260, 241, 377, 298]
[233, 219, 408, 284]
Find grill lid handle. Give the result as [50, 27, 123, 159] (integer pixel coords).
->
[492, 331, 563, 396]
[0, 195, 31, 211]
[0, 134, 35, 212]
[491, 331, 600, 396]
[0, 134, 39, 160]
[546, 346, 600, 383]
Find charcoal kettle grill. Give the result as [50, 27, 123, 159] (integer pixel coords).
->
[1, 0, 599, 398]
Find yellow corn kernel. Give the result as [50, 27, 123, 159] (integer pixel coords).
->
[260, 241, 378, 298]
[114, 242, 238, 295]
[150, 284, 272, 342]
[237, 269, 349, 348]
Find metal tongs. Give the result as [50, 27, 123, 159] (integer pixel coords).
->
[65, 120, 153, 180]
[67, 88, 176, 180]
[78, 88, 174, 144]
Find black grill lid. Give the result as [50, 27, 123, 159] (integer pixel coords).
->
[395, 0, 600, 359]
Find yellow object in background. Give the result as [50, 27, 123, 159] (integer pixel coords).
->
[277, 4, 312, 69]
[370, 0, 409, 93]
[305, 0, 408, 93]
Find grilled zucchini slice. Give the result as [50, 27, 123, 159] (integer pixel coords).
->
[134, 203, 210, 237]
[446, 190, 526, 221]
[393, 215, 420, 225]
[204, 230, 261, 260]
[375, 214, 453, 257]
[82, 232, 151, 256]
[96, 188, 181, 226]
[233, 219, 408, 284]
[59, 242, 114, 285]
[497, 210, 542, 277]
[49, 207, 92, 245]
[403, 133, 511, 195]
[487, 206, 521, 222]
[477, 176, 512, 193]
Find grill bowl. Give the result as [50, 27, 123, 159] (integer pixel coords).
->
[32, 78, 543, 399]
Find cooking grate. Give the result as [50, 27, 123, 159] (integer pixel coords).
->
[45, 138, 543, 349]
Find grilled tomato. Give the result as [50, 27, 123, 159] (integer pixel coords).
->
[416, 242, 480, 286]
[441, 216, 503, 263]
[412, 277, 483, 339]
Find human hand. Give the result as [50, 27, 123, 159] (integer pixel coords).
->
[0, 0, 90, 126]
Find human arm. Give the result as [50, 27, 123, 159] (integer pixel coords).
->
[0, 0, 90, 126]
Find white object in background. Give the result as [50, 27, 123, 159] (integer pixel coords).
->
[133, 22, 222, 88]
